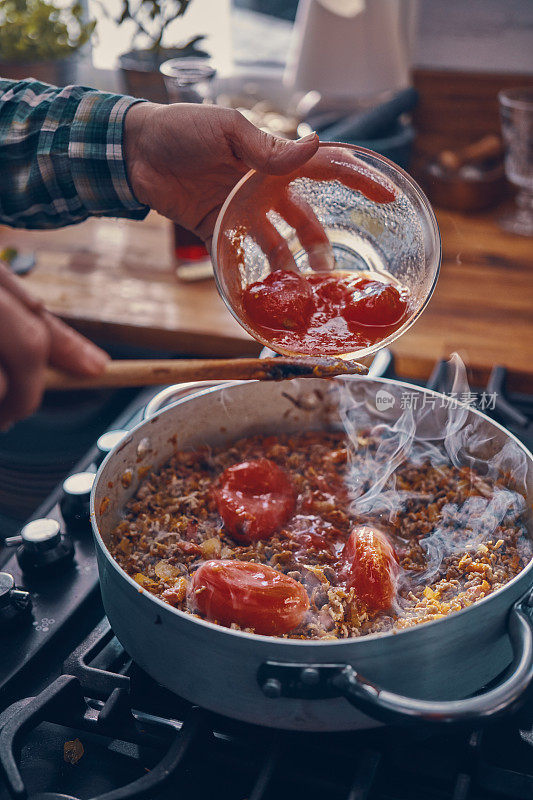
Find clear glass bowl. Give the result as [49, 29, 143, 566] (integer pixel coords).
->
[211, 142, 441, 360]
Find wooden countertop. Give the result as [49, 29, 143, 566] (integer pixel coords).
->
[1, 205, 532, 391]
[1, 214, 257, 358]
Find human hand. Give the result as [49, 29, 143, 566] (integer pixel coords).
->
[0, 262, 109, 429]
[124, 102, 322, 260]
[124, 102, 320, 254]
[124, 103, 395, 270]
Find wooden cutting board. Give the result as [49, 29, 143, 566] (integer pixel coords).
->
[1, 206, 532, 391]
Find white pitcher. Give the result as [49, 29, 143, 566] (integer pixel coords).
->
[284, 0, 419, 108]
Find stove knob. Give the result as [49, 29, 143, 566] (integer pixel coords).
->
[0, 571, 32, 630]
[60, 471, 95, 530]
[5, 519, 74, 576]
[96, 429, 128, 466]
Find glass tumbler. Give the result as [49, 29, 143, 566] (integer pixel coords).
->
[160, 59, 217, 276]
[160, 58, 216, 104]
[498, 88, 533, 237]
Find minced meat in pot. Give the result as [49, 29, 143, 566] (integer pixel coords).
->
[108, 430, 531, 639]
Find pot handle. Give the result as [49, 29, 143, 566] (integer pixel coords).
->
[142, 380, 237, 420]
[258, 591, 533, 725]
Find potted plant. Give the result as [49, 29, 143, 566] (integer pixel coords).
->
[110, 0, 209, 102]
[0, 0, 96, 86]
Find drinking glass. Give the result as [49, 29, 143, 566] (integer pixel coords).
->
[160, 58, 216, 104]
[498, 88, 533, 237]
[160, 59, 217, 277]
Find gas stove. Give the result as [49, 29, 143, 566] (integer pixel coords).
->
[1, 356, 533, 800]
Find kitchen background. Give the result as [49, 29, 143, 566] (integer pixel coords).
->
[82, 0, 533, 84]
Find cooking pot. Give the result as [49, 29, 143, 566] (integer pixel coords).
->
[91, 377, 533, 731]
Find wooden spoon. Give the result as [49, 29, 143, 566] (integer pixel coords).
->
[45, 356, 368, 391]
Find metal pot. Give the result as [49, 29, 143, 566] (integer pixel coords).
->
[91, 378, 533, 731]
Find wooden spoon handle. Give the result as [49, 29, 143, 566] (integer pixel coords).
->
[45, 357, 368, 391]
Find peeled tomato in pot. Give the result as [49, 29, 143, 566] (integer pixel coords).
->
[340, 526, 399, 611]
[216, 458, 296, 543]
[189, 559, 309, 635]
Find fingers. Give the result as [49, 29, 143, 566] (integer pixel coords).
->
[228, 112, 319, 176]
[0, 260, 44, 313]
[0, 291, 50, 429]
[276, 191, 334, 271]
[1, 259, 109, 374]
[252, 217, 298, 273]
[43, 312, 109, 376]
[303, 146, 396, 204]
[0, 264, 109, 429]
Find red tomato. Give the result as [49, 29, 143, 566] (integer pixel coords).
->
[176, 541, 202, 556]
[340, 526, 398, 611]
[216, 458, 296, 543]
[189, 559, 309, 635]
[307, 274, 352, 309]
[343, 281, 407, 327]
[242, 269, 315, 331]
[289, 528, 335, 553]
[288, 523, 344, 563]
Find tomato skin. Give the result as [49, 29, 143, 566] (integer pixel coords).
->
[287, 516, 345, 559]
[217, 458, 296, 543]
[176, 541, 202, 556]
[189, 559, 309, 635]
[340, 526, 398, 611]
[307, 274, 352, 309]
[242, 269, 315, 331]
[288, 528, 336, 554]
[342, 281, 407, 327]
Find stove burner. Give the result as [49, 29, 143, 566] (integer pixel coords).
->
[30, 794, 79, 800]
[0, 668, 200, 800]
[487, 366, 529, 428]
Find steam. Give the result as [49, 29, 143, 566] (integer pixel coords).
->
[200, 357, 529, 634]
[337, 353, 530, 585]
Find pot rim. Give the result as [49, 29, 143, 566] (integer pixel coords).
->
[91, 375, 533, 649]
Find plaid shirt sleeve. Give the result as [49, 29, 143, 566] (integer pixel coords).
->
[0, 78, 149, 229]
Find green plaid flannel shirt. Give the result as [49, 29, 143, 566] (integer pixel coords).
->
[0, 78, 149, 229]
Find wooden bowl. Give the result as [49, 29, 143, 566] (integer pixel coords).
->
[422, 162, 506, 212]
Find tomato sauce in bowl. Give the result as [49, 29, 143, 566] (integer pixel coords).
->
[242, 269, 410, 357]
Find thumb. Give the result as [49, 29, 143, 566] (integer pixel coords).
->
[230, 114, 319, 176]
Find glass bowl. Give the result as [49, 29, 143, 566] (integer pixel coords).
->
[211, 142, 441, 360]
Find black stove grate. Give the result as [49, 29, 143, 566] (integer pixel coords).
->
[2, 617, 533, 800]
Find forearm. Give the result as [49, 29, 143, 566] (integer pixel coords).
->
[0, 78, 149, 229]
